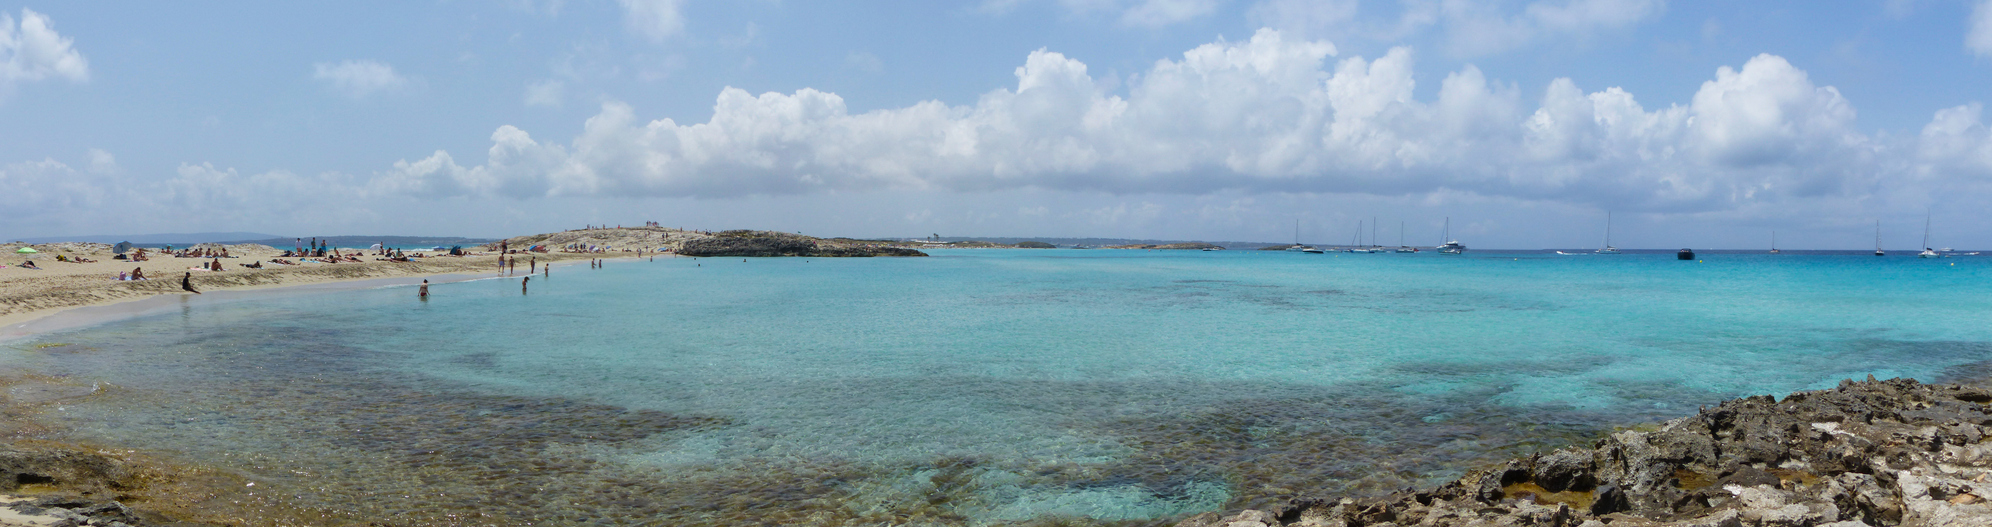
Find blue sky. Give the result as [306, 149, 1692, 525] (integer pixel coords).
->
[5, 1, 1992, 249]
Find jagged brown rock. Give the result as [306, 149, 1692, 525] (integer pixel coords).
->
[1177, 377, 1992, 527]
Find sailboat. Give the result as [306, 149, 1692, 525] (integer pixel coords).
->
[1287, 220, 1324, 253]
[1395, 221, 1417, 252]
[1349, 220, 1378, 253]
[1920, 211, 1941, 258]
[1438, 217, 1466, 254]
[1874, 220, 1885, 257]
[1363, 219, 1382, 253]
[1769, 231, 1780, 254]
[1362, 216, 1378, 251]
[1597, 211, 1621, 254]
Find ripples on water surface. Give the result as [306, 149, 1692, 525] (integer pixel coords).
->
[7, 250, 1992, 525]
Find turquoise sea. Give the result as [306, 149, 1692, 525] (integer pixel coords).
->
[6, 249, 1992, 526]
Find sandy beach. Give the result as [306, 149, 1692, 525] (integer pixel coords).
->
[0, 230, 690, 526]
[0, 235, 661, 339]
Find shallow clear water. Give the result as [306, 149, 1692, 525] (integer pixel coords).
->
[8, 250, 1992, 526]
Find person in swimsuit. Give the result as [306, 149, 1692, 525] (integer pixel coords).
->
[181, 272, 201, 294]
[419, 279, 429, 299]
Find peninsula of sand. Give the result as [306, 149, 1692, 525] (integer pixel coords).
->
[0, 228, 927, 334]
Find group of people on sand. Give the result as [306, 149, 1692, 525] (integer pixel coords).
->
[292, 238, 332, 258]
[117, 268, 148, 281]
[54, 254, 98, 263]
[174, 247, 230, 258]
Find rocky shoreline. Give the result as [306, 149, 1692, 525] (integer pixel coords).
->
[675, 230, 927, 257]
[1179, 376, 1992, 527]
[0, 377, 1984, 526]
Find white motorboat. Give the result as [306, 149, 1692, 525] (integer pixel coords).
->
[1438, 217, 1465, 254]
[1287, 220, 1323, 253]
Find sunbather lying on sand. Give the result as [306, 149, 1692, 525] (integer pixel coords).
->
[20, 261, 40, 270]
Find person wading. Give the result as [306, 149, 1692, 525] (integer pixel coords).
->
[419, 279, 429, 300]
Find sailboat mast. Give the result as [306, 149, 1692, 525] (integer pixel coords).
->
[1605, 211, 1612, 249]
[1924, 211, 1932, 250]
[1371, 217, 1377, 247]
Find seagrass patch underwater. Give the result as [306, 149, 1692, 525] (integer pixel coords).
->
[6, 250, 1992, 526]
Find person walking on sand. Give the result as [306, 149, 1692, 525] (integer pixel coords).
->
[419, 279, 429, 299]
[181, 272, 201, 294]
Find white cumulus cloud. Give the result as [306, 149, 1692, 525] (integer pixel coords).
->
[313, 60, 407, 97]
[0, 8, 89, 92]
[1918, 103, 1992, 184]
[375, 28, 1895, 215]
[86, 148, 116, 174]
[620, 0, 687, 42]
[1970, 0, 1992, 57]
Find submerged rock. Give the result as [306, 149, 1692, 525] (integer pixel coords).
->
[1177, 377, 1992, 527]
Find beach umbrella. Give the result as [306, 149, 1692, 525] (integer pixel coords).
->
[114, 242, 132, 254]
[369, 243, 383, 250]
[15, 247, 36, 254]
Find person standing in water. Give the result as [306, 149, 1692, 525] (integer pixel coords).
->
[521, 276, 529, 294]
[419, 279, 429, 299]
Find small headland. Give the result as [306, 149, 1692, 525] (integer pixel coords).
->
[675, 230, 927, 257]
[1180, 376, 1992, 527]
[1109, 242, 1224, 250]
